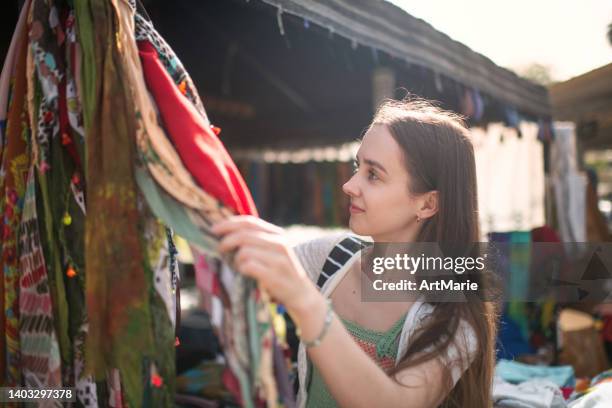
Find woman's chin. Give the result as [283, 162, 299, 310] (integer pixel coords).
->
[348, 218, 369, 236]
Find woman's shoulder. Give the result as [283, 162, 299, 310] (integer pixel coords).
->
[407, 303, 479, 386]
[445, 317, 479, 386]
[291, 231, 352, 283]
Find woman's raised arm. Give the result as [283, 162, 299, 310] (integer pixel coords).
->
[212, 215, 450, 408]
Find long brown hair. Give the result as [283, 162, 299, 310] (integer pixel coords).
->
[370, 99, 498, 408]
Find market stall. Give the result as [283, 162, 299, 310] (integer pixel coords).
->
[3, 0, 608, 407]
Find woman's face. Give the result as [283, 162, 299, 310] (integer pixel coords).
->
[343, 124, 425, 242]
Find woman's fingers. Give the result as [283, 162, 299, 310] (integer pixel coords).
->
[232, 244, 308, 307]
[236, 256, 270, 281]
[234, 245, 278, 270]
[211, 215, 283, 237]
[217, 229, 284, 254]
[235, 245, 288, 276]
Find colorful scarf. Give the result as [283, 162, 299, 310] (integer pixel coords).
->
[75, 2, 154, 407]
[18, 166, 62, 389]
[1, 0, 31, 384]
[138, 40, 257, 216]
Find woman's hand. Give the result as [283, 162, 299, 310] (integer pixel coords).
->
[211, 215, 322, 322]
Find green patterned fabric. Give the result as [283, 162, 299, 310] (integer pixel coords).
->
[76, 7, 155, 408]
[306, 315, 406, 408]
[342, 316, 406, 360]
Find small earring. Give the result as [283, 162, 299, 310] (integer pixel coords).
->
[416, 215, 421, 223]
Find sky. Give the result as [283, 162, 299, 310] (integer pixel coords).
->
[389, 0, 612, 81]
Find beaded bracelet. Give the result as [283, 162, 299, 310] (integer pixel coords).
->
[297, 298, 334, 348]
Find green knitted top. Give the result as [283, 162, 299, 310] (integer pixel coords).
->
[306, 314, 407, 408]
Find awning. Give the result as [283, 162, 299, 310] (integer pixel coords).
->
[261, 0, 551, 118]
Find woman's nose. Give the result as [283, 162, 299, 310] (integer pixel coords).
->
[342, 174, 360, 197]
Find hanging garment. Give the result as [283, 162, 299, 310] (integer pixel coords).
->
[18, 167, 62, 389]
[474, 122, 545, 236]
[138, 40, 257, 217]
[135, 30, 280, 407]
[490, 232, 532, 358]
[460, 87, 475, 118]
[129, 3, 284, 407]
[551, 123, 586, 243]
[508, 231, 532, 340]
[31, 2, 98, 397]
[1, 0, 31, 385]
[537, 119, 555, 142]
[76, 5, 155, 408]
[471, 89, 484, 121]
[134, 12, 206, 118]
[530, 226, 563, 347]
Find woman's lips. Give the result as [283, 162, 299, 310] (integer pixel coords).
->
[349, 204, 365, 214]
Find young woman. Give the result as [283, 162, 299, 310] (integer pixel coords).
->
[212, 99, 498, 407]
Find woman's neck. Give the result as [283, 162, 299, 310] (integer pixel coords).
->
[371, 226, 419, 243]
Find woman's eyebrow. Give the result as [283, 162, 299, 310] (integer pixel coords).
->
[360, 156, 387, 174]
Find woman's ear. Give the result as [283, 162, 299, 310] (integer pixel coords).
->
[419, 191, 439, 220]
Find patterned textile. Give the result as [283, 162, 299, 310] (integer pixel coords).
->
[127, 6, 281, 405]
[1, 0, 31, 384]
[340, 316, 407, 371]
[29, 0, 74, 378]
[306, 315, 406, 408]
[18, 167, 62, 389]
[76, 2, 156, 406]
[0, 0, 288, 406]
[134, 13, 206, 117]
[137, 40, 257, 216]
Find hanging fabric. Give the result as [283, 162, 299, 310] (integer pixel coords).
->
[233, 158, 353, 228]
[1, 0, 33, 386]
[0, 0, 289, 406]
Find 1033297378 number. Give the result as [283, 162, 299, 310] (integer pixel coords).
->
[0, 387, 76, 402]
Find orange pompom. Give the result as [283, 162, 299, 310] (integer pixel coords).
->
[61, 133, 71, 146]
[178, 80, 187, 95]
[151, 374, 163, 388]
[66, 267, 77, 278]
[575, 377, 590, 392]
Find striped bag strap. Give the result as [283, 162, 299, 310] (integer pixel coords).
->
[316, 235, 369, 289]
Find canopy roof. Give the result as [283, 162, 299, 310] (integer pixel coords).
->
[550, 63, 612, 150]
[261, 0, 550, 117]
[1, 0, 553, 149]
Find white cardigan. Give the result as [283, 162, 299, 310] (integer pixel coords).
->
[292, 233, 478, 408]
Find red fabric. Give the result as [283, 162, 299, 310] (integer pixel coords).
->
[138, 40, 257, 216]
[531, 226, 561, 243]
[530, 225, 566, 277]
[602, 316, 612, 341]
[58, 77, 82, 169]
[222, 368, 243, 406]
[560, 387, 573, 400]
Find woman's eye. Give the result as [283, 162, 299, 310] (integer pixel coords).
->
[368, 170, 378, 181]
